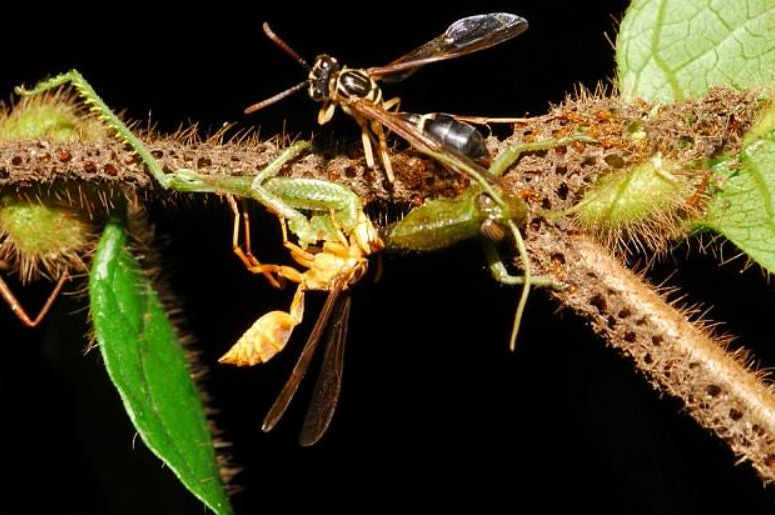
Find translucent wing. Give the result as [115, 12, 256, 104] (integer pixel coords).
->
[262, 281, 345, 433]
[349, 98, 501, 189]
[299, 294, 351, 446]
[370, 13, 528, 82]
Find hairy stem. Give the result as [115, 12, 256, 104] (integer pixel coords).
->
[1, 86, 774, 484]
[531, 229, 775, 481]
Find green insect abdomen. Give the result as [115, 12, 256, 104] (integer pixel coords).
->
[387, 193, 485, 251]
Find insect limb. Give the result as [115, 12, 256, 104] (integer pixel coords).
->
[15, 70, 173, 189]
[252, 141, 312, 184]
[0, 272, 68, 328]
[262, 176, 377, 249]
[356, 118, 377, 169]
[166, 166, 322, 250]
[481, 240, 558, 288]
[489, 134, 596, 177]
[227, 195, 284, 289]
[505, 220, 531, 351]
[370, 119, 395, 183]
[318, 103, 337, 125]
[284, 241, 316, 271]
[382, 97, 401, 112]
[452, 115, 531, 125]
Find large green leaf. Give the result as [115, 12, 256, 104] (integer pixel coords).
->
[698, 131, 775, 272]
[617, 0, 775, 103]
[89, 212, 232, 515]
[617, 0, 775, 272]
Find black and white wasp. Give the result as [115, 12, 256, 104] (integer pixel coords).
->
[245, 13, 528, 183]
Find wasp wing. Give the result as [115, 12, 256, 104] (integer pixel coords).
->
[350, 99, 501, 189]
[299, 293, 351, 446]
[370, 13, 528, 82]
[262, 281, 345, 433]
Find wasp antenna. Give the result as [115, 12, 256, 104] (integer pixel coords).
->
[244, 80, 307, 114]
[263, 22, 311, 71]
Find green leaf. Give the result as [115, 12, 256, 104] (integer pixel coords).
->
[89, 211, 233, 515]
[617, 0, 775, 102]
[697, 131, 775, 272]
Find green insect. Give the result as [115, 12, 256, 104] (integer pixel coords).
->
[386, 131, 593, 349]
[15, 70, 375, 253]
[16, 69, 387, 446]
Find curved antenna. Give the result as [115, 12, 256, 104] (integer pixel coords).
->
[263, 22, 310, 71]
[244, 22, 311, 114]
[244, 80, 307, 114]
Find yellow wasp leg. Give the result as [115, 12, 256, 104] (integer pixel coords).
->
[357, 118, 377, 169]
[317, 102, 336, 125]
[227, 195, 285, 289]
[371, 120, 395, 184]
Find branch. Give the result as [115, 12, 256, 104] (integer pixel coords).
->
[2, 85, 773, 482]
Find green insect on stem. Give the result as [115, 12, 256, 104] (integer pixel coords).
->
[489, 134, 596, 177]
[166, 152, 368, 248]
[16, 70, 375, 253]
[389, 134, 592, 350]
[387, 189, 527, 251]
[15, 70, 174, 189]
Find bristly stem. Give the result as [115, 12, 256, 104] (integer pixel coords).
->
[16, 70, 174, 188]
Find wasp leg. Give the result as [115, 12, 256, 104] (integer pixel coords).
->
[371, 120, 395, 184]
[272, 215, 316, 269]
[355, 117, 377, 169]
[382, 97, 401, 112]
[318, 103, 337, 125]
[324, 207, 349, 248]
[0, 272, 68, 328]
[489, 134, 596, 178]
[227, 195, 284, 289]
[375, 97, 401, 179]
[451, 115, 531, 125]
[219, 283, 307, 366]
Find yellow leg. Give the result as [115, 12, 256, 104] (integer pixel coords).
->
[359, 122, 376, 168]
[382, 96, 401, 112]
[227, 195, 283, 289]
[274, 216, 317, 269]
[371, 120, 395, 183]
[326, 207, 349, 248]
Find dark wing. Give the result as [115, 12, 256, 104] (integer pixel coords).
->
[299, 294, 351, 446]
[262, 281, 345, 433]
[350, 99, 501, 189]
[369, 13, 528, 82]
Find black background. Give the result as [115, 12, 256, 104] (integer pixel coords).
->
[2, 1, 775, 514]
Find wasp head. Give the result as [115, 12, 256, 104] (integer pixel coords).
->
[308, 55, 340, 102]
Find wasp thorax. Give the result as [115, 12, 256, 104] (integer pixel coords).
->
[308, 55, 340, 102]
[337, 70, 377, 101]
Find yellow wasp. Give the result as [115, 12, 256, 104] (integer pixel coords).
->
[219, 200, 383, 446]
